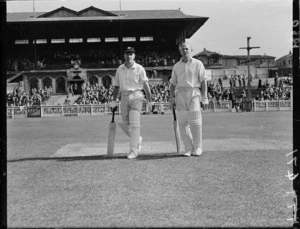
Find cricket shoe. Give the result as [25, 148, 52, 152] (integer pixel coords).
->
[183, 150, 192, 157]
[127, 151, 138, 159]
[192, 148, 203, 156]
[137, 136, 143, 152]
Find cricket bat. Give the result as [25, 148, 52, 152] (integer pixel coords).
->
[172, 105, 181, 153]
[107, 106, 118, 156]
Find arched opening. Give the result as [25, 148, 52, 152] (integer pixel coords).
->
[89, 75, 98, 86]
[68, 75, 84, 95]
[43, 77, 52, 89]
[56, 77, 66, 94]
[29, 78, 38, 94]
[102, 75, 112, 88]
[73, 75, 81, 80]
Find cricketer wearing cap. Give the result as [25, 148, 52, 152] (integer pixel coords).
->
[169, 43, 208, 157]
[110, 47, 152, 159]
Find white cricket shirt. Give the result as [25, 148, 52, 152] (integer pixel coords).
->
[170, 57, 207, 88]
[114, 62, 148, 92]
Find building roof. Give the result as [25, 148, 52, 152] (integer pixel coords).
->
[7, 6, 208, 38]
[221, 55, 275, 60]
[275, 52, 293, 61]
[194, 48, 221, 57]
[7, 7, 206, 21]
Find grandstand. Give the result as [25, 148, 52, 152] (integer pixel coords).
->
[6, 6, 209, 96]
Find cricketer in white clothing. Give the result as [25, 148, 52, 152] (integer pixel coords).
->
[110, 46, 152, 159]
[169, 43, 208, 157]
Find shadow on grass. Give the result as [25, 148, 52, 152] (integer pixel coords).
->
[7, 153, 183, 163]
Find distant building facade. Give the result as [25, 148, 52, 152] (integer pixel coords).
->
[275, 51, 292, 76]
[194, 48, 276, 68]
[193, 48, 277, 78]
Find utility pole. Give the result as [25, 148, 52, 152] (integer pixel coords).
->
[119, 0, 123, 60]
[239, 37, 260, 100]
[33, 0, 35, 18]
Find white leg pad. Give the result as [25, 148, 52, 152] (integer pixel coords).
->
[119, 121, 130, 137]
[129, 110, 141, 154]
[188, 111, 202, 150]
[177, 111, 194, 152]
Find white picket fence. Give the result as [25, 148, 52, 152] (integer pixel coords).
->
[7, 100, 292, 119]
[252, 100, 292, 112]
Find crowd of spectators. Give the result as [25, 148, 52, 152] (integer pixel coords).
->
[255, 80, 291, 101]
[150, 82, 170, 102]
[7, 57, 35, 71]
[73, 83, 114, 105]
[135, 51, 177, 67]
[7, 86, 52, 106]
[71, 81, 171, 105]
[8, 48, 179, 71]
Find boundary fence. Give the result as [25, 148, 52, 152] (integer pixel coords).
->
[7, 100, 292, 119]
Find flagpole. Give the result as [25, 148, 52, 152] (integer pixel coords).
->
[119, 0, 123, 59]
[33, 0, 36, 17]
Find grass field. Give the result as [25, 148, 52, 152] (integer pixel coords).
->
[7, 111, 293, 227]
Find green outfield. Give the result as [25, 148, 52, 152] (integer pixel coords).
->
[7, 111, 293, 227]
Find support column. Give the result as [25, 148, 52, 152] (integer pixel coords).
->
[23, 76, 30, 94]
[65, 78, 68, 95]
[38, 78, 42, 90]
[51, 78, 56, 94]
[98, 76, 102, 85]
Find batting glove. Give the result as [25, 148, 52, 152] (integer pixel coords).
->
[109, 100, 117, 109]
[201, 97, 209, 105]
[169, 98, 175, 108]
[147, 101, 154, 111]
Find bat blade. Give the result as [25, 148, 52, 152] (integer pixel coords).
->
[173, 120, 181, 153]
[172, 106, 181, 154]
[107, 107, 117, 156]
[107, 122, 116, 156]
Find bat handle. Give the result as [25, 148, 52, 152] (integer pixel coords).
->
[172, 105, 177, 121]
[111, 106, 117, 122]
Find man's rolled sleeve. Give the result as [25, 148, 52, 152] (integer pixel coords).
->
[169, 69, 177, 86]
[199, 62, 208, 83]
[114, 69, 120, 87]
[139, 67, 148, 84]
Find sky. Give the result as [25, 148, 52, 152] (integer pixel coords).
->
[6, 0, 293, 59]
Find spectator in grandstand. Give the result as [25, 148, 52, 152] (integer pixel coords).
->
[228, 75, 233, 89]
[238, 75, 242, 88]
[233, 75, 237, 88]
[258, 78, 262, 89]
[222, 88, 230, 100]
[169, 42, 208, 157]
[274, 72, 279, 87]
[218, 77, 223, 90]
[241, 89, 246, 100]
[64, 96, 71, 105]
[229, 89, 236, 109]
[242, 74, 246, 88]
[109, 46, 152, 159]
[69, 84, 74, 96]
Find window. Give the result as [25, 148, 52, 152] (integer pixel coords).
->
[123, 37, 136, 42]
[87, 38, 101, 43]
[140, 36, 153, 41]
[51, 39, 65, 44]
[105, 37, 118, 42]
[15, 40, 29, 44]
[34, 39, 47, 44]
[283, 60, 286, 66]
[69, 38, 83, 43]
